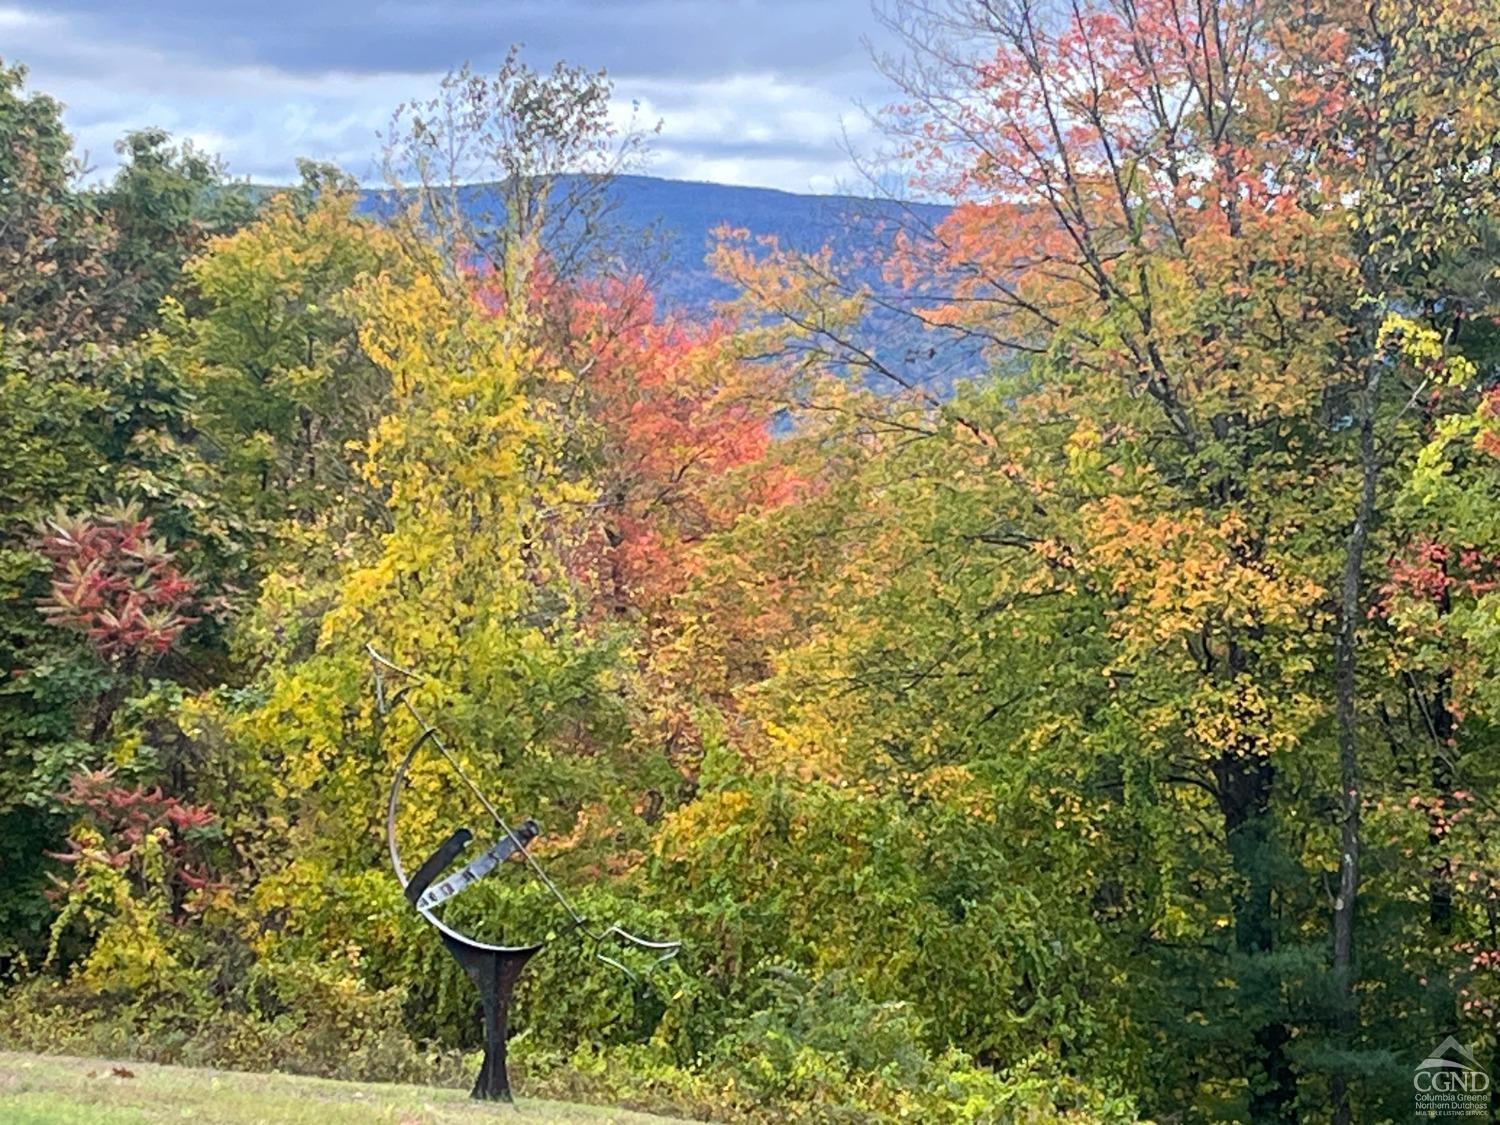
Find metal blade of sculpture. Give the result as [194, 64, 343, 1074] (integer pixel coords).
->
[369, 645, 682, 1103]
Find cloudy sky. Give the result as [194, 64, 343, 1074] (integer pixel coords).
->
[2, 1, 903, 194]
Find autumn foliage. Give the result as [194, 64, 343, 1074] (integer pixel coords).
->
[2, 11, 1499, 1124]
[38, 506, 198, 665]
[562, 280, 796, 614]
[50, 767, 222, 915]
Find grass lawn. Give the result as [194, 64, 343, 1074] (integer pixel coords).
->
[0, 1050, 690, 1124]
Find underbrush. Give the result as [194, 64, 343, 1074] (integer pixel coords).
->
[2, 833, 1138, 1122]
[0, 971, 1136, 1123]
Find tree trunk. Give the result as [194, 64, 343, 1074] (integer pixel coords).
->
[1425, 675, 1460, 1045]
[1329, 357, 1382, 1125]
[1216, 749, 1298, 1123]
[1428, 672, 1455, 937]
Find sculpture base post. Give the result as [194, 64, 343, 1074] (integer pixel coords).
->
[395, 820, 544, 1103]
[444, 934, 538, 1102]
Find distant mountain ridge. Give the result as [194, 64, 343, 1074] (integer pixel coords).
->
[358, 173, 950, 312]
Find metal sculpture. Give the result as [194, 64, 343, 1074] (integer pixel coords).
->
[370, 645, 680, 1103]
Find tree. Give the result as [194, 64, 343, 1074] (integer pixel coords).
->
[694, 0, 1500, 1116]
[163, 172, 401, 540]
[380, 47, 658, 311]
[96, 128, 256, 338]
[0, 60, 113, 352]
[0, 65, 261, 968]
[1304, 14, 1500, 1116]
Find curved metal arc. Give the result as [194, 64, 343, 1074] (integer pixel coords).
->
[371, 645, 559, 900]
[385, 716, 542, 955]
[595, 926, 682, 951]
[370, 643, 685, 977]
[590, 924, 682, 984]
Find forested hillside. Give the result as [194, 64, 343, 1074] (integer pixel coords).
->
[356, 174, 948, 311]
[2, 3, 1499, 1122]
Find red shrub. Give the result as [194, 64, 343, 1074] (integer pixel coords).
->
[37, 504, 198, 665]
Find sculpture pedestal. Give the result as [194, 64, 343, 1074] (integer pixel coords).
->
[401, 820, 544, 1103]
[444, 934, 538, 1102]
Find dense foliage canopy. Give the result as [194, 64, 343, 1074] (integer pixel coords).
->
[1, 3, 1498, 1119]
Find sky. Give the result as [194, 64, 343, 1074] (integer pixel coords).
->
[1, 1, 903, 194]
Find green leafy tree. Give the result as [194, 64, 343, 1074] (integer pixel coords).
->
[0, 60, 113, 352]
[96, 128, 256, 337]
[162, 173, 401, 541]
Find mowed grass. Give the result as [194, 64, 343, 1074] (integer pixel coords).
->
[0, 1050, 691, 1125]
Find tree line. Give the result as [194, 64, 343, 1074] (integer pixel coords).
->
[2, 1, 1499, 1119]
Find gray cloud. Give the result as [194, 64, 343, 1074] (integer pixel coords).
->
[31, 0, 881, 79]
[4, 1, 899, 191]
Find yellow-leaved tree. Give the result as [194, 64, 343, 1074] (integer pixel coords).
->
[185, 238, 667, 1048]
